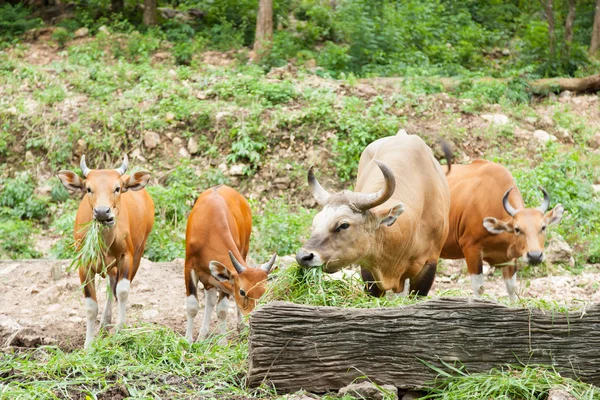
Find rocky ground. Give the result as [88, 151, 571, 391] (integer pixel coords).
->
[1, 256, 598, 351]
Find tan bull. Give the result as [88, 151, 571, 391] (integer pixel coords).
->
[296, 132, 451, 296]
[58, 155, 154, 348]
[441, 159, 564, 300]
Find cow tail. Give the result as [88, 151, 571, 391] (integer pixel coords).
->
[439, 138, 453, 175]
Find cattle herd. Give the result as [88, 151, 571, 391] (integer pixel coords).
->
[57, 130, 563, 348]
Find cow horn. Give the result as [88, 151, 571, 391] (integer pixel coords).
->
[351, 160, 396, 211]
[80, 155, 90, 177]
[308, 166, 331, 205]
[115, 154, 128, 175]
[260, 253, 277, 273]
[502, 187, 519, 217]
[538, 186, 550, 213]
[228, 250, 246, 274]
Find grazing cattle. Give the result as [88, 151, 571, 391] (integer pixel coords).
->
[296, 131, 451, 297]
[184, 185, 277, 344]
[440, 160, 564, 300]
[58, 155, 154, 348]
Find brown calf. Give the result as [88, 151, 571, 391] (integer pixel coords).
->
[58, 155, 154, 348]
[441, 160, 563, 300]
[184, 185, 276, 344]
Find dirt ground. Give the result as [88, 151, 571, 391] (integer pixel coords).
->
[1, 259, 599, 350]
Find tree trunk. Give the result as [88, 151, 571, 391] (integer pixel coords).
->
[591, 0, 600, 56]
[564, 0, 576, 56]
[247, 299, 600, 393]
[540, 0, 556, 58]
[143, 0, 157, 26]
[253, 0, 273, 60]
[110, 0, 123, 14]
[360, 74, 600, 94]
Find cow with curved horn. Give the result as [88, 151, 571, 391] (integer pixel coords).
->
[184, 185, 277, 345]
[297, 131, 452, 297]
[58, 155, 154, 348]
[440, 160, 564, 300]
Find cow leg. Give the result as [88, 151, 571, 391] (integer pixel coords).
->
[464, 247, 485, 297]
[100, 270, 117, 331]
[185, 267, 199, 343]
[216, 291, 229, 346]
[198, 288, 217, 341]
[409, 260, 437, 296]
[502, 262, 518, 302]
[360, 268, 385, 298]
[80, 266, 98, 349]
[115, 255, 132, 330]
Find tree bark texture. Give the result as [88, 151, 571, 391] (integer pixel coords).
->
[253, 0, 273, 58]
[540, 0, 556, 58]
[247, 298, 600, 393]
[591, 0, 600, 55]
[361, 74, 600, 94]
[143, 0, 157, 26]
[564, 0, 576, 56]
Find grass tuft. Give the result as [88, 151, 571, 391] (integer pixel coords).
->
[68, 219, 109, 273]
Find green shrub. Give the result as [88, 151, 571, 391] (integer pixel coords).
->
[0, 218, 40, 259]
[0, 173, 48, 220]
[51, 27, 73, 49]
[0, 4, 43, 46]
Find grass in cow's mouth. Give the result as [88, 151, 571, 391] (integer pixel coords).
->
[422, 362, 598, 399]
[68, 219, 110, 274]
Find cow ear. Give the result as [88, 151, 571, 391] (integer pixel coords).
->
[378, 203, 404, 227]
[58, 170, 85, 192]
[483, 217, 513, 234]
[545, 204, 564, 225]
[123, 171, 151, 192]
[209, 261, 233, 283]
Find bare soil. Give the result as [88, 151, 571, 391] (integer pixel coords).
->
[1, 259, 598, 351]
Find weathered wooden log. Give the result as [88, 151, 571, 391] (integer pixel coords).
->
[247, 298, 600, 393]
[361, 74, 600, 94]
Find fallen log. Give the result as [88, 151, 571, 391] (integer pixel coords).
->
[362, 74, 600, 94]
[247, 298, 600, 393]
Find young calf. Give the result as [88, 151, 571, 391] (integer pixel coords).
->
[184, 185, 276, 344]
[58, 155, 154, 348]
[441, 160, 564, 300]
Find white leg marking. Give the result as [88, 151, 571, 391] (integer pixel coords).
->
[185, 294, 200, 343]
[504, 273, 518, 302]
[100, 288, 113, 330]
[216, 295, 229, 346]
[236, 306, 246, 333]
[84, 298, 98, 349]
[401, 278, 410, 297]
[198, 288, 217, 341]
[471, 274, 485, 297]
[115, 279, 130, 330]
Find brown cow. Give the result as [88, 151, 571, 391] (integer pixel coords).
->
[296, 131, 451, 297]
[184, 185, 276, 344]
[58, 155, 154, 348]
[441, 159, 564, 300]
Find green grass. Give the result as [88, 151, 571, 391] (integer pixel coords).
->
[68, 219, 109, 274]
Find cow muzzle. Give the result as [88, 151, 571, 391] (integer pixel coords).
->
[525, 250, 544, 265]
[93, 206, 115, 226]
[296, 248, 323, 268]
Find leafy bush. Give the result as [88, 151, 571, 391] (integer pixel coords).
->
[0, 4, 43, 46]
[51, 27, 73, 49]
[0, 173, 48, 220]
[0, 218, 40, 259]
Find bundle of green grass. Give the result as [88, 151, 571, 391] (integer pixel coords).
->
[69, 220, 110, 273]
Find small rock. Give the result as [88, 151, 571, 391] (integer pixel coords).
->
[273, 176, 291, 189]
[482, 113, 510, 125]
[501, 48, 510, 56]
[98, 26, 110, 35]
[30, 286, 40, 295]
[25, 151, 35, 163]
[305, 59, 317, 69]
[546, 235, 575, 267]
[215, 111, 232, 123]
[524, 116, 537, 125]
[172, 137, 182, 147]
[143, 131, 161, 150]
[587, 132, 600, 149]
[278, 255, 297, 269]
[217, 163, 227, 173]
[559, 90, 573, 98]
[178, 146, 190, 159]
[131, 148, 146, 162]
[50, 264, 63, 281]
[73, 27, 89, 38]
[187, 137, 199, 155]
[168, 69, 177, 79]
[73, 139, 87, 157]
[533, 129, 557, 144]
[143, 309, 159, 319]
[547, 388, 577, 400]
[165, 112, 176, 122]
[538, 114, 555, 128]
[338, 382, 398, 400]
[229, 164, 246, 176]
[196, 91, 207, 100]
[592, 184, 600, 193]
[69, 316, 83, 323]
[38, 286, 60, 304]
[0, 315, 23, 335]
